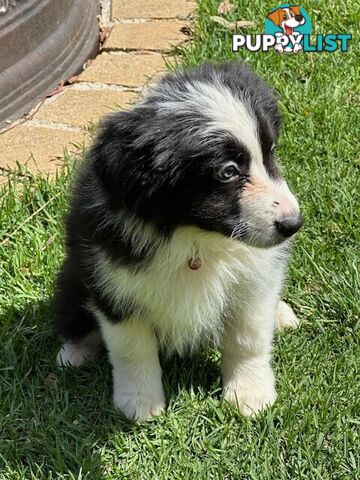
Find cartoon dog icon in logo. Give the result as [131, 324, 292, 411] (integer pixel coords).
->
[267, 5, 306, 53]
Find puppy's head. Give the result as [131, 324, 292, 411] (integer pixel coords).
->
[92, 62, 302, 248]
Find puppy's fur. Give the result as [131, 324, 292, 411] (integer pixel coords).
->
[54, 62, 302, 421]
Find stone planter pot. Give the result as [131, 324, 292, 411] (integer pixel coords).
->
[0, 0, 99, 128]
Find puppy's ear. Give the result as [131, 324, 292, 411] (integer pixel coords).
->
[90, 109, 163, 209]
[267, 8, 282, 26]
[90, 110, 139, 204]
[290, 5, 301, 16]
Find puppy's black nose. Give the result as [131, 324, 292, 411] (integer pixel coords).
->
[295, 14, 304, 22]
[275, 213, 303, 238]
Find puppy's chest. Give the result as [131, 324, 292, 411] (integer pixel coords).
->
[128, 253, 242, 353]
[97, 241, 274, 353]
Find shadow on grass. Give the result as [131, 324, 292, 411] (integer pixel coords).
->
[1, 299, 221, 478]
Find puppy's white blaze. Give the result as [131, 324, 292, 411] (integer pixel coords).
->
[156, 81, 263, 167]
[156, 80, 274, 185]
[189, 82, 263, 163]
[248, 157, 271, 185]
[187, 82, 276, 186]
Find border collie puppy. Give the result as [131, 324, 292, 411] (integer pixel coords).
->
[54, 62, 303, 421]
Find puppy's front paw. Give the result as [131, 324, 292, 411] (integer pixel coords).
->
[223, 379, 276, 416]
[223, 361, 276, 416]
[277, 300, 300, 329]
[113, 385, 166, 422]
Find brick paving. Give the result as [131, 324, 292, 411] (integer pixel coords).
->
[0, 0, 194, 181]
[0, 125, 86, 175]
[104, 21, 189, 52]
[34, 89, 138, 127]
[111, 0, 195, 20]
[79, 52, 167, 87]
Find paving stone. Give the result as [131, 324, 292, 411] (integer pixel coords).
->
[0, 125, 87, 176]
[34, 89, 138, 127]
[79, 52, 166, 87]
[112, 0, 196, 19]
[104, 21, 188, 52]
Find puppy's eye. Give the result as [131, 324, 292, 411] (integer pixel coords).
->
[271, 143, 277, 153]
[216, 162, 240, 182]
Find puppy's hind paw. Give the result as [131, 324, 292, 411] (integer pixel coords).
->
[276, 301, 300, 329]
[56, 331, 103, 367]
[56, 343, 92, 367]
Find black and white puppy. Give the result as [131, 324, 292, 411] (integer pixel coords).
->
[54, 62, 303, 421]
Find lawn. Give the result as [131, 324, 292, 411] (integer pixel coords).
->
[0, 1, 359, 478]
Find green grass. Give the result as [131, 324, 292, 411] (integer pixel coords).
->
[1, 1, 359, 478]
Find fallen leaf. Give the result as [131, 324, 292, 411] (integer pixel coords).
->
[234, 20, 255, 28]
[100, 26, 112, 45]
[45, 373, 58, 384]
[66, 75, 80, 85]
[40, 233, 57, 251]
[83, 59, 93, 70]
[218, 1, 235, 14]
[210, 16, 255, 30]
[180, 25, 193, 36]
